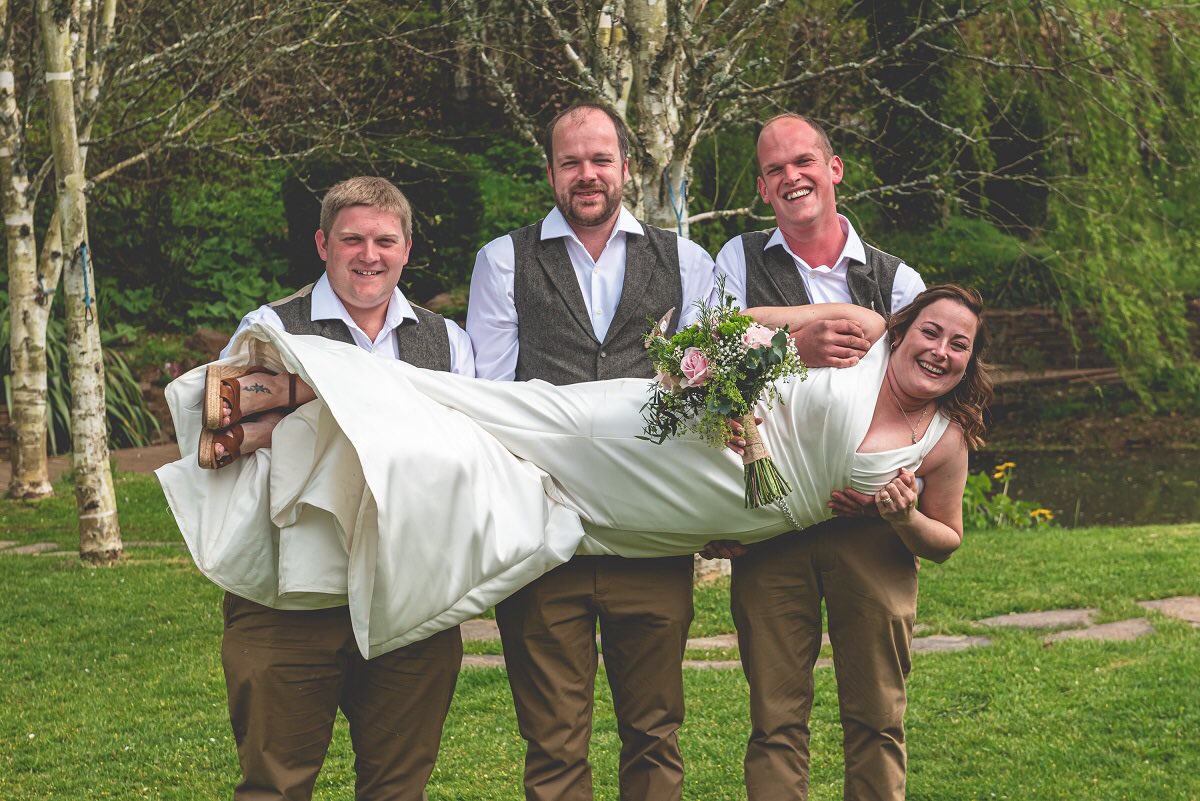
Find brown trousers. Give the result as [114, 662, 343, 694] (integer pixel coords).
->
[495, 554, 694, 801]
[730, 519, 918, 801]
[221, 593, 462, 801]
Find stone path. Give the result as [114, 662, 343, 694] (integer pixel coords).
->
[2, 439, 1195, 671]
[0, 443, 181, 488]
[4, 528, 1195, 667]
[450, 600, 1200, 671]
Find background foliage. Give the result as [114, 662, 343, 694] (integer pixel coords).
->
[2, 0, 1198, 449]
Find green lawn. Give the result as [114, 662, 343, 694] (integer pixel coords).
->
[2, 474, 1198, 800]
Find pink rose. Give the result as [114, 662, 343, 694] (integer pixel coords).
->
[742, 323, 775, 350]
[679, 347, 711, 387]
[655, 371, 681, 391]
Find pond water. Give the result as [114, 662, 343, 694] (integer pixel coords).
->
[969, 450, 1200, 528]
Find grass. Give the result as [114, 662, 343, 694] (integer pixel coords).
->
[2, 474, 1198, 799]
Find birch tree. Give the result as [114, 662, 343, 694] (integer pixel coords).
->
[3, 0, 362, 503]
[460, 0, 800, 234]
[1, 1, 56, 498]
[33, 0, 121, 561]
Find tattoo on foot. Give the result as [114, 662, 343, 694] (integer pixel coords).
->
[246, 383, 271, 394]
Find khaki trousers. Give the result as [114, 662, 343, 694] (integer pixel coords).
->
[221, 593, 462, 801]
[496, 554, 694, 801]
[731, 519, 918, 801]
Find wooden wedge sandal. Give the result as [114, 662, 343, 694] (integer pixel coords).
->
[197, 425, 245, 470]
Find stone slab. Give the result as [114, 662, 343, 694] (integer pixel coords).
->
[5, 542, 58, 555]
[977, 608, 1097, 630]
[1043, 618, 1154, 644]
[911, 634, 991, 654]
[461, 653, 836, 672]
[687, 632, 832, 651]
[0, 541, 17, 551]
[461, 654, 506, 669]
[683, 659, 743, 670]
[687, 634, 738, 650]
[1139, 596, 1200, 627]
[460, 619, 500, 642]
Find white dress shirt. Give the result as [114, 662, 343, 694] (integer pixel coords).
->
[221, 274, 475, 376]
[467, 206, 716, 381]
[714, 215, 925, 313]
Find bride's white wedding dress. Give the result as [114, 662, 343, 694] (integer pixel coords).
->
[156, 325, 948, 658]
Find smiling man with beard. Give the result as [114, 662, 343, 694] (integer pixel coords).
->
[466, 103, 715, 801]
[707, 113, 928, 801]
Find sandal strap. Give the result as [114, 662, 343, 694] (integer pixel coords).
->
[212, 425, 245, 469]
[220, 379, 243, 427]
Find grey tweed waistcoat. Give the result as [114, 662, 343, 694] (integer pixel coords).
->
[510, 220, 682, 385]
[269, 283, 452, 372]
[740, 230, 902, 314]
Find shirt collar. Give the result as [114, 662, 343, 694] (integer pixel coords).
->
[310, 273, 417, 334]
[765, 214, 866, 271]
[541, 205, 644, 247]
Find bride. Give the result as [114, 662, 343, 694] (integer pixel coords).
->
[157, 284, 991, 657]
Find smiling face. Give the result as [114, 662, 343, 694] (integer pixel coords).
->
[314, 205, 411, 325]
[547, 107, 629, 231]
[890, 298, 980, 402]
[756, 117, 843, 236]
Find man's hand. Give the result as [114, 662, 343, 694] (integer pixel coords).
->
[725, 416, 764, 457]
[700, 540, 748, 559]
[828, 487, 879, 518]
[791, 319, 872, 368]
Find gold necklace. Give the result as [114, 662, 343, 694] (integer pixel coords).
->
[887, 375, 931, 444]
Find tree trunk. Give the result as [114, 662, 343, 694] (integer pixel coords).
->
[1, 35, 56, 498]
[614, 0, 690, 235]
[37, 0, 121, 563]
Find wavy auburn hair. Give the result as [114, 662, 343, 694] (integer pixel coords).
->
[885, 284, 993, 450]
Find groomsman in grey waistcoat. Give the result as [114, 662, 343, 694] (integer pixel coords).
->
[467, 103, 715, 801]
[706, 114, 926, 801]
[216, 177, 474, 800]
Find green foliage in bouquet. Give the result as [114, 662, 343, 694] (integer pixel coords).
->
[640, 288, 807, 508]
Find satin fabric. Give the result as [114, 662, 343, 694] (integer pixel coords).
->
[157, 327, 945, 658]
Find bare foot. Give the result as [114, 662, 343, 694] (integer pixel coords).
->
[214, 411, 287, 461]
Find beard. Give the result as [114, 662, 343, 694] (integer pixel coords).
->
[555, 180, 622, 228]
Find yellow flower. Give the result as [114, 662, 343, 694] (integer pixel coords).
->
[1029, 508, 1054, 522]
[992, 471, 1004, 480]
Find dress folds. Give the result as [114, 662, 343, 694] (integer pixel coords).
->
[157, 325, 942, 657]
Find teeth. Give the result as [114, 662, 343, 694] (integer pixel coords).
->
[354, 270, 382, 276]
[918, 360, 946, 375]
[784, 189, 812, 200]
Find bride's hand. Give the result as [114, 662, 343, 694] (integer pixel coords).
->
[724, 416, 764, 456]
[876, 469, 919, 521]
[700, 540, 748, 559]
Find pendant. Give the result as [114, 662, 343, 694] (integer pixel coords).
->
[911, 432, 918, 444]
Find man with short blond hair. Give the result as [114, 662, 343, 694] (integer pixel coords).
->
[216, 176, 473, 800]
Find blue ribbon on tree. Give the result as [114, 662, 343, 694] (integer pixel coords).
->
[664, 167, 687, 236]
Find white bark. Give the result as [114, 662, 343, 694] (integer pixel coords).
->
[1, 0, 55, 498]
[467, 0, 788, 235]
[37, 0, 121, 563]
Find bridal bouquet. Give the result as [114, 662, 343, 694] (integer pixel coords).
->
[641, 290, 806, 508]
